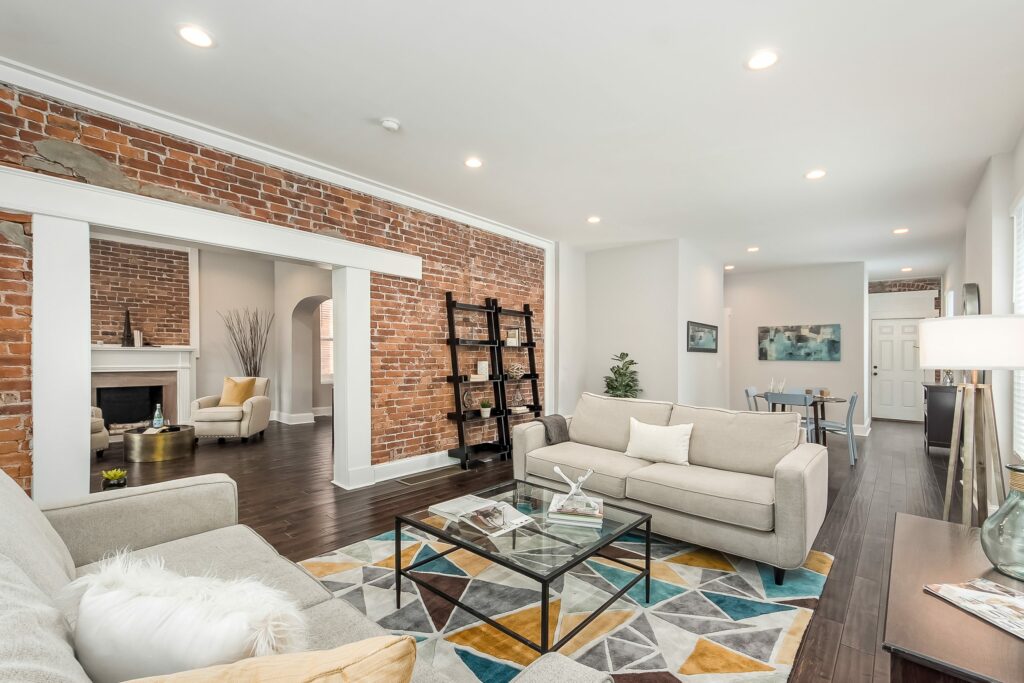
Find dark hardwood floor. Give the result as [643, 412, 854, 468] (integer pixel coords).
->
[91, 416, 953, 682]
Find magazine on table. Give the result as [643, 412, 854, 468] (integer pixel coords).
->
[546, 492, 604, 528]
[924, 578, 1024, 640]
[428, 495, 533, 537]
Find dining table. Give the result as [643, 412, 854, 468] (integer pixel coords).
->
[755, 392, 847, 445]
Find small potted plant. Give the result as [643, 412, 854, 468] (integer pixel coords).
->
[479, 400, 492, 419]
[100, 468, 128, 490]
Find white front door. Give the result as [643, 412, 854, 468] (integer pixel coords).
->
[871, 318, 924, 421]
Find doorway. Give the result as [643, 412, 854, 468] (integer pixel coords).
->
[871, 318, 924, 421]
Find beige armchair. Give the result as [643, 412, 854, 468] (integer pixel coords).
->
[191, 377, 271, 443]
[90, 406, 109, 458]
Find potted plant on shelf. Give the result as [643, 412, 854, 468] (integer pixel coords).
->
[479, 400, 492, 418]
[100, 468, 128, 490]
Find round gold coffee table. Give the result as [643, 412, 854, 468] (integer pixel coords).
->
[123, 425, 196, 462]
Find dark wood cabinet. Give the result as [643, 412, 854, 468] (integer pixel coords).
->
[923, 384, 956, 453]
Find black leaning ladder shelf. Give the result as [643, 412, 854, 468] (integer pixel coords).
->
[445, 292, 543, 469]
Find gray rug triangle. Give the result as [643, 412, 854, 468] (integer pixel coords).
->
[576, 640, 611, 671]
[611, 625, 651, 647]
[608, 636, 655, 671]
[655, 591, 729, 619]
[378, 598, 434, 634]
[717, 573, 759, 597]
[653, 613, 744, 635]
[708, 628, 783, 662]
[700, 569, 730, 584]
[702, 581, 752, 599]
[362, 566, 391, 582]
[340, 587, 365, 614]
[629, 613, 658, 644]
[630, 653, 669, 671]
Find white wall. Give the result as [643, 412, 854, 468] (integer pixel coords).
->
[273, 261, 331, 422]
[556, 243, 587, 413]
[725, 262, 869, 428]
[196, 250, 276, 404]
[583, 239, 726, 407]
[311, 303, 333, 411]
[677, 241, 726, 407]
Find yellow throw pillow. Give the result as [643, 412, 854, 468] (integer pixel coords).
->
[220, 377, 257, 406]
[126, 635, 416, 683]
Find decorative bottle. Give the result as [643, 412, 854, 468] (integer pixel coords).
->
[980, 464, 1024, 581]
[152, 404, 165, 429]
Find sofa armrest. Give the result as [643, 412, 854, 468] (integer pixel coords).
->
[512, 653, 612, 682]
[773, 442, 828, 569]
[241, 395, 272, 436]
[42, 474, 238, 567]
[512, 421, 547, 480]
[191, 395, 221, 413]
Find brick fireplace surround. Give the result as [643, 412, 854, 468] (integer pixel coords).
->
[0, 82, 545, 493]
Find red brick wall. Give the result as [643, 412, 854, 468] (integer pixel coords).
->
[0, 82, 545, 476]
[90, 239, 190, 346]
[0, 213, 32, 492]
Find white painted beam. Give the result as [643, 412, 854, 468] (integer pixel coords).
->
[331, 267, 373, 489]
[31, 215, 91, 505]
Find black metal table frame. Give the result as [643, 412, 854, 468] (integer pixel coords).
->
[394, 484, 652, 654]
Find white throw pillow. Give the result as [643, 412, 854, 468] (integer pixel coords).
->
[63, 554, 306, 683]
[625, 417, 693, 465]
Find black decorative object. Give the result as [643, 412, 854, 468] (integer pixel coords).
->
[121, 309, 133, 347]
[444, 292, 542, 470]
[687, 321, 719, 353]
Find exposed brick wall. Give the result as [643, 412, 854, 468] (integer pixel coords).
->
[90, 239, 190, 346]
[868, 277, 941, 313]
[0, 83, 545, 474]
[0, 212, 32, 493]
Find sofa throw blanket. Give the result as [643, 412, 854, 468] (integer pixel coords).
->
[534, 415, 569, 445]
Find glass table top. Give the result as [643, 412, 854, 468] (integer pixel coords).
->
[398, 479, 650, 580]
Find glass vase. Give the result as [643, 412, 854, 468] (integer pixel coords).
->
[980, 464, 1024, 581]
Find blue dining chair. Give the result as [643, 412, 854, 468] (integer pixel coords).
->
[744, 386, 761, 411]
[820, 392, 859, 465]
[764, 392, 815, 442]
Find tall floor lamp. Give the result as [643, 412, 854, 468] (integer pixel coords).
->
[918, 315, 1024, 527]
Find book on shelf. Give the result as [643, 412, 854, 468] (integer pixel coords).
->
[924, 578, 1024, 640]
[468, 374, 488, 382]
[427, 495, 533, 537]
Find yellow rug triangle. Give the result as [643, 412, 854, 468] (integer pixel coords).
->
[665, 548, 735, 572]
[446, 600, 561, 667]
[447, 548, 494, 577]
[373, 542, 421, 569]
[803, 550, 833, 575]
[557, 608, 636, 656]
[679, 638, 774, 675]
[300, 560, 362, 578]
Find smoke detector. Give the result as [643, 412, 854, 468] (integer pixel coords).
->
[380, 118, 401, 132]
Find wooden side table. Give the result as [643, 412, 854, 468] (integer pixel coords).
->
[882, 514, 1024, 682]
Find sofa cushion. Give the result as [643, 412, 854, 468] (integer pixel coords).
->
[76, 525, 331, 611]
[527, 441, 651, 499]
[0, 470, 76, 596]
[626, 463, 775, 531]
[193, 405, 245, 422]
[569, 392, 673, 452]
[668, 404, 800, 477]
[0, 554, 90, 683]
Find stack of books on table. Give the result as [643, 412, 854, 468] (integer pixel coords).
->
[547, 493, 604, 528]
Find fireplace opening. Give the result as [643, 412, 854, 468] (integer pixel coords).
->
[97, 385, 163, 435]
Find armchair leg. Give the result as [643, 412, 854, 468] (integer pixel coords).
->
[96, 449, 104, 459]
[773, 567, 786, 585]
[217, 437, 226, 444]
[241, 437, 249, 443]
[260, 430, 265, 438]
[193, 438, 199, 445]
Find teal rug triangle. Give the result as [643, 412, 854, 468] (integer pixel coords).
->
[412, 544, 467, 577]
[455, 648, 521, 683]
[587, 560, 686, 605]
[702, 591, 795, 621]
[757, 564, 826, 599]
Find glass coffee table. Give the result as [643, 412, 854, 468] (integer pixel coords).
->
[395, 479, 651, 653]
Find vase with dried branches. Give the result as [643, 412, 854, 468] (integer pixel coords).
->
[219, 308, 274, 377]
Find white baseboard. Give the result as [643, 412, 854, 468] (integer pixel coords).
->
[332, 465, 375, 490]
[854, 423, 871, 437]
[312, 406, 333, 417]
[270, 411, 315, 425]
[371, 450, 460, 484]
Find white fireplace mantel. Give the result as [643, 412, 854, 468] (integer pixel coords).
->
[91, 345, 196, 426]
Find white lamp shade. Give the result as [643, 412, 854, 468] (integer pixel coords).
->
[918, 315, 1024, 370]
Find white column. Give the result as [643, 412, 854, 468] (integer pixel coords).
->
[32, 215, 91, 505]
[331, 266, 373, 489]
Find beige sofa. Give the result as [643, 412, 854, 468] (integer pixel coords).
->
[513, 393, 828, 581]
[0, 471, 609, 682]
[191, 376, 272, 443]
[89, 406, 109, 458]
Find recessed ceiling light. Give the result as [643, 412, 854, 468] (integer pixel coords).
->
[804, 168, 827, 180]
[746, 246, 760, 253]
[587, 216, 601, 224]
[724, 265, 735, 271]
[892, 227, 910, 235]
[901, 267, 913, 272]
[178, 24, 214, 48]
[464, 157, 482, 169]
[746, 50, 779, 70]
[380, 118, 401, 132]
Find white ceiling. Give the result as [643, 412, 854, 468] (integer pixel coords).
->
[3, 1, 1024, 279]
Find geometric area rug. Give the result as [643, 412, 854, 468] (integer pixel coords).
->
[301, 530, 832, 682]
